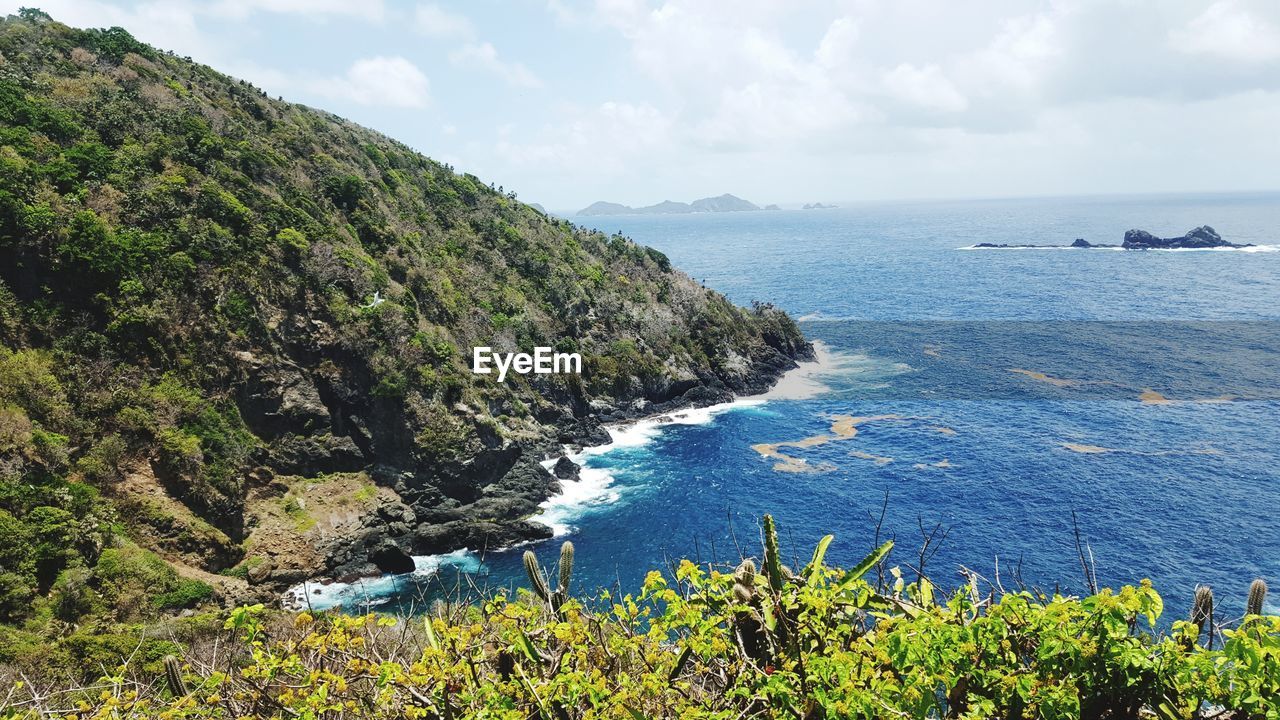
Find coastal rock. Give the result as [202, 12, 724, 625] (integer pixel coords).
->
[369, 541, 416, 575]
[413, 519, 553, 555]
[1071, 238, 1092, 248]
[552, 456, 580, 481]
[1122, 225, 1246, 249]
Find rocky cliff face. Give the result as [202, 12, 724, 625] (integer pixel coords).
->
[0, 14, 811, 601]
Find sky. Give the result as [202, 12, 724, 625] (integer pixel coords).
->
[3, 0, 1280, 211]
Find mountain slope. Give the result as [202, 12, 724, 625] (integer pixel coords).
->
[690, 194, 759, 212]
[0, 11, 810, 611]
[577, 194, 762, 216]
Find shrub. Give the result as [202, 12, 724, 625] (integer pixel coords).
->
[0, 572, 34, 622]
[0, 348, 71, 427]
[76, 433, 126, 482]
[95, 544, 173, 594]
[153, 578, 213, 610]
[275, 227, 309, 253]
[0, 404, 32, 455]
[50, 564, 96, 621]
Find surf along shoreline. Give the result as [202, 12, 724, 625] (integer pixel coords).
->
[284, 342, 842, 610]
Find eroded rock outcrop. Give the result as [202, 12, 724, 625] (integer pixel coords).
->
[1123, 226, 1247, 249]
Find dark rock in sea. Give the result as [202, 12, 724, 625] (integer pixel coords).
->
[369, 541, 416, 574]
[552, 456, 580, 481]
[1122, 225, 1248, 249]
[1071, 238, 1092, 248]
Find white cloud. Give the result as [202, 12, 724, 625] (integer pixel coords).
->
[956, 10, 1062, 96]
[450, 42, 542, 89]
[211, 0, 385, 22]
[546, 0, 579, 25]
[494, 101, 672, 177]
[815, 16, 859, 70]
[414, 3, 473, 39]
[883, 63, 968, 112]
[1171, 0, 1280, 63]
[311, 56, 430, 108]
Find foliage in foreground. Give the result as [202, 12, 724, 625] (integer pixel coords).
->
[2, 517, 1277, 719]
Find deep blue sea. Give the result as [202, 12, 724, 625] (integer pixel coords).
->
[296, 193, 1280, 621]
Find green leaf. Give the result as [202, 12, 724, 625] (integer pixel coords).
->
[838, 540, 893, 590]
[668, 645, 693, 683]
[423, 616, 439, 651]
[919, 577, 934, 607]
[515, 630, 541, 664]
[803, 534, 834, 584]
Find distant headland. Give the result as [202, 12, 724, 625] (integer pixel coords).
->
[969, 226, 1252, 250]
[577, 193, 761, 216]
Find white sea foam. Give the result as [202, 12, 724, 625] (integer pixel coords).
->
[531, 342, 851, 535]
[958, 244, 1280, 252]
[283, 548, 481, 611]
[957, 245, 1125, 251]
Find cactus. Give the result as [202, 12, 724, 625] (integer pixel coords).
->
[524, 541, 574, 614]
[761, 515, 785, 593]
[733, 559, 757, 604]
[1189, 585, 1214, 647]
[730, 558, 767, 663]
[523, 550, 551, 604]
[557, 541, 574, 600]
[1247, 578, 1267, 616]
[163, 655, 188, 697]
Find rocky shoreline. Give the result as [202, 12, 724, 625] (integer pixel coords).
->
[243, 335, 815, 605]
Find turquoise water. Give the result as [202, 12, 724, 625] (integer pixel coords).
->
[303, 193, 1280, 619]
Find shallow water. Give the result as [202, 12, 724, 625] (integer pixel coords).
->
[293, 193, 1280, 619]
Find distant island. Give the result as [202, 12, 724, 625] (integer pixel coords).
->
[578, 193, 761, 216]
[803, 202, 838, 210]
[971, 226, 1251, 250]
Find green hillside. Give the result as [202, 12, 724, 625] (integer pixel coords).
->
[0, 8, 810, 627]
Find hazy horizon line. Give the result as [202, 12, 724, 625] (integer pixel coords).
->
[547, 187, 1280, 216]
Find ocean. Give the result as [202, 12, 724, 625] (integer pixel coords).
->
[290, 192, 1280, 620]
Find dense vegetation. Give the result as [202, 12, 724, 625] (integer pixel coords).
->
[0, 5, 808, 654]
[1, 516, 1276, 719]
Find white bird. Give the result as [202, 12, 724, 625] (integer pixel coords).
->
[364, 291, 386, 309]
